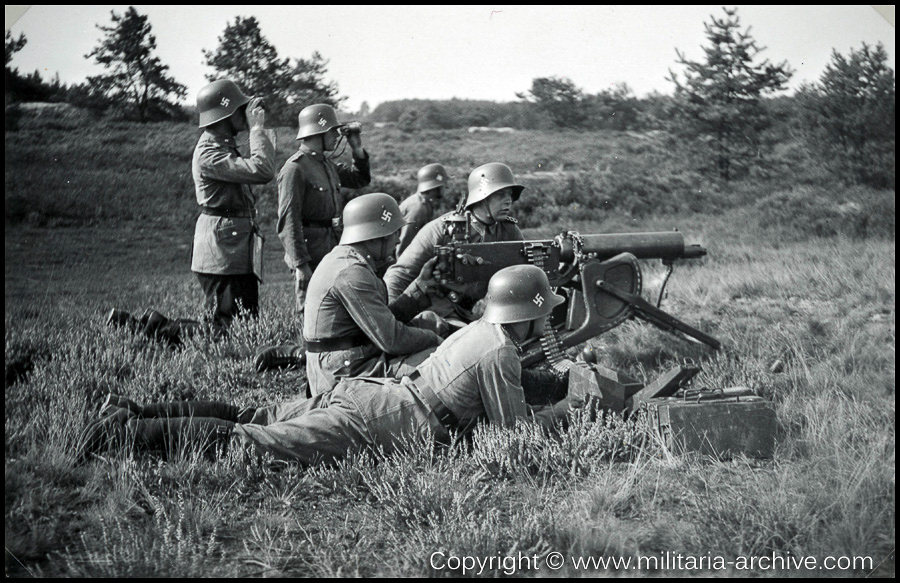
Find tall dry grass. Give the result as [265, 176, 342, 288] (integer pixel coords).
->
[5, 109, 894, 576]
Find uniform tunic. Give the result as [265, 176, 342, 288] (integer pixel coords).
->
[397, 192, 434, 256]
[276, 145, 371, 271]
[383, 211, 524, 317]
[304, 245, 441, 394]
[191, 127, 275, 274]
[233, 319, 563, 464]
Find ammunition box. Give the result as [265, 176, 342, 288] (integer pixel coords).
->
[568, 362, 641, 414]
[646, 396, 777, 459]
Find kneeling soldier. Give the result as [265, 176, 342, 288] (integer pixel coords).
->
[257, 192, 447, 393]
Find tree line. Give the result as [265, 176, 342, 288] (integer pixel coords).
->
[5, 6, 894, 188]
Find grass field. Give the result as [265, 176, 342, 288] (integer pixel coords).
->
[5, 106, 895, 577]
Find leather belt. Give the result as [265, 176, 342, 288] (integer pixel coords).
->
[302, 217, 342, 228]
[304, 333, 370, 353]
[408, 371, 460, 429]
[200, 206, 254, 218]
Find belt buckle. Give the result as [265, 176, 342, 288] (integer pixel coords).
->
[331, 216, 342, 228]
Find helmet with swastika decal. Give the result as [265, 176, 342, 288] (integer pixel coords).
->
[340, 193, 405, 245]
[296, 104, 344, 140]
[417, 163, 449, 193]
[482, 265, 564, 324]
[464, 162, 524, 209]
[197, 79, 251, 128]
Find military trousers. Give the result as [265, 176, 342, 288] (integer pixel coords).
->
[195, 272, 259, 328]
[234, 377, 451, 465]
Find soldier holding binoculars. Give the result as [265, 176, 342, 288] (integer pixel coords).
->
[276, 104, 372, 321]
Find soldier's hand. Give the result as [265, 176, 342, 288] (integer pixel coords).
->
[246, 97, 266, 130]
[409, 311, 451, 338]
[294, 265, 313, 310]
[347, 130, 363, 154]
[295, 264, 313, 287]
[414, 257, 441, 294]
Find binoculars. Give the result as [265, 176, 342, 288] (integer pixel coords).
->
[338, 121, 362, 136]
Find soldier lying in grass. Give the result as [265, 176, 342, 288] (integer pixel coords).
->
[76, 265, 583, 466]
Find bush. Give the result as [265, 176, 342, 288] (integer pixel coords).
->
[755, 185, 895, 239]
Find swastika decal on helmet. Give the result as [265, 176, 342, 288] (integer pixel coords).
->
[318, 117, 327, 126]
[196, 80, 251, 128]
[533, 293, 544, 307]
[340, 193, 404, 245]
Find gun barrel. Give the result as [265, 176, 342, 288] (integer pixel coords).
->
[561, 232, 703, 262]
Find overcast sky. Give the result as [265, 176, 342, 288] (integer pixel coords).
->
[5, 5, 895, 113]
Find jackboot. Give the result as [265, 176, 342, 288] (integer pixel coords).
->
[106, 309, 141, 332]
[75, 408, 136, 464]
[99, 393, 144, 418]
[126, 417, 235, 459]
[254, 345, 306, 373]
[140, 400, 242, 422]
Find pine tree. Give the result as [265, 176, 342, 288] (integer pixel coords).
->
[517, 76, 588, 129]
[202, 16, 290, 120]
[85, 7, 186, 122]
[667, 7, 792, 180]
[797, 42, 894, 188]
[203, 17, 344, 126]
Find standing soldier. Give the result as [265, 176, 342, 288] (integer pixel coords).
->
[106, 80, 274, 344]
[397, 163, 448, 256]
[384, 162, 525, 322]
[191, 79, 276, 328]
[276, 104, 371, 317]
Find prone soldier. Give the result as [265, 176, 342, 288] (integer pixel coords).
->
[78, 265, 583, 467]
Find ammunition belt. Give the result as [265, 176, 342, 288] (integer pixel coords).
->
[200, 206, 254, 218]
[304, 333, 370, 353]
[408, 371, 460, 430]
[539, 328, 574, 376]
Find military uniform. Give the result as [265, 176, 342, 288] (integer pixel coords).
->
[80, 267, 575, 467]
[397, 192, 434, 256]
[384, 211, 524, 319]
[84, 318, 561, 466]
[191, 126, 275, 326]
[276, 144, 371, 278]
[303, 244, 442, 395]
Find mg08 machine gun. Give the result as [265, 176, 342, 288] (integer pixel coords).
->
[434, 228, 723, 416]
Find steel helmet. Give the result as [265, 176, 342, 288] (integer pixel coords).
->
[417, 163, 449, 193]
[464, 163, 524, 209]
[340, 193, 405, 245]
[197, 80, 251, 128]
[482, 265, 564, 324]
[296, 104, 343, 140]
